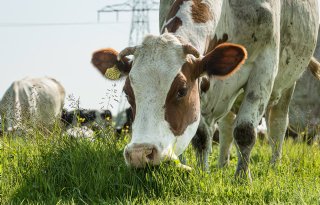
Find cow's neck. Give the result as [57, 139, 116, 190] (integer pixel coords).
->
[162, 0, 226, 55]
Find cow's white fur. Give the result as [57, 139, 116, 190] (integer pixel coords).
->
[121, 0, 319, 178]
[161, 0, 220, 54]
[125, 34, 201, 162]
[0, 77, 65, 132]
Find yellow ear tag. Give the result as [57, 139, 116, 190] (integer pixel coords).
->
[105, 65, 121, 80]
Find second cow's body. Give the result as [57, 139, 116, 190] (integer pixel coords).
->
[0, 77, 65, 132]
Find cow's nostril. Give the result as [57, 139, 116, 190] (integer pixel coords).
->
[124, 144, 160, 167]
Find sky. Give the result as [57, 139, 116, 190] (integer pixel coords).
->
[1, 1, 320, 115]
[0, 0, 159, 115]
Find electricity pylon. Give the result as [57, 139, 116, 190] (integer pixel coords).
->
[98, 0, 159, 46]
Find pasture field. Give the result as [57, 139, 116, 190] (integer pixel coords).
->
[1, 129, 320, 204]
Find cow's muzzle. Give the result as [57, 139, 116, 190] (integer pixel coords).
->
[124, 143, 161, 168]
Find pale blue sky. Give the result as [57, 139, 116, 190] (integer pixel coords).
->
[1, 1, 320, 115]
[0, 0, 159, 115]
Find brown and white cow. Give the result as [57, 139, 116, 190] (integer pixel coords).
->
[92, 0, 319, 180]
[0, 77, 65, 133]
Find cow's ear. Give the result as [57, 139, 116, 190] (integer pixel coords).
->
[91, 48, 131, 80]
[197, 43, 247, 79]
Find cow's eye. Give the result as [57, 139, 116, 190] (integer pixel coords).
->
[177, 87, 188, 99]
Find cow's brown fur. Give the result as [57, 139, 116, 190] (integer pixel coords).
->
[191, 0, 213, 23]
[200, 76, 210, 93]
[165, 60, 200, 136]
[91, 48, 131, 76]
[164, 0, 213, 33]
[165, 17, 183, 33]
[166, 0, 187, 21]
[123, 78, 136, 120]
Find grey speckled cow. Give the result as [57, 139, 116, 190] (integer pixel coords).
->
[0, 77, 65, 133]
[288, 31, 320, 144]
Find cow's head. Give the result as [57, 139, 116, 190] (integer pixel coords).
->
[92, 33, 247, 168]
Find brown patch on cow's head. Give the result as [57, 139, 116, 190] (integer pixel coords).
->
[164, 42, 247, 136]
[192, 0, 213, 23]
[165, 59, 200, 136]
[123, 78, 136, 120]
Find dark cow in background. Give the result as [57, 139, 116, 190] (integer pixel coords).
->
[0, 77, 65, 133]
[61, 108, 112, 131]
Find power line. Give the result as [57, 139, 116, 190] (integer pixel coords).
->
[0, 21, 128, 28]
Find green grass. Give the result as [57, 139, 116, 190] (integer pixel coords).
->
[1, 129, 320, 204]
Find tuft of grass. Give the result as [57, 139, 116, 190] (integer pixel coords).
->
[1, 129, 320, 204]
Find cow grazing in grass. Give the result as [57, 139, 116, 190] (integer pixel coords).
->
[92, 0, 319, 180]
[61, 109, 112, 131]
[0, 77, 65, 133]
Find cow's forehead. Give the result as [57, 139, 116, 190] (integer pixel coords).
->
[129, 34, 188, 85]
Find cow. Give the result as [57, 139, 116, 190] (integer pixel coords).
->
[61, 108, 112, 131]
[285, 30, 320, 145]
[91, 0, 320, 180]
[0, 77, 65, 133]
[288, 66, 320, 144]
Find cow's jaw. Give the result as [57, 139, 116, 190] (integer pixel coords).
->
[173, 115, 200, 155]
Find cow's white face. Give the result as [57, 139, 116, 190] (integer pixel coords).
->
[123, 34, 202, 166]
[92, 33, 247, 168]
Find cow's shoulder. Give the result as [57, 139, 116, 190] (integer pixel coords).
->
[229, 1, 275, 26]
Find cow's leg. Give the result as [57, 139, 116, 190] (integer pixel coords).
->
[4, 90, 22, 131]
[218, 111, 236, 167]
[266, 85, 295, 164]
[191, 116, 214, 171]
[233, 45, 280, 180]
